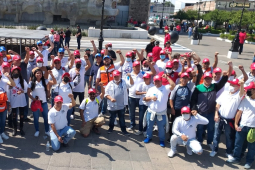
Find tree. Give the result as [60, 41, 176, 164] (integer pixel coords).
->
[173, 10, 188, 22]
[186, 10, 198, 21]
[164, 1, 174, 7]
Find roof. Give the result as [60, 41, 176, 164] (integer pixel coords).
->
[0, 28, 48, 40]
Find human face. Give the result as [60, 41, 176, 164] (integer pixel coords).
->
[180, 77, 189, 86]
[148, 57, 153, 62]
[103, 58, 111, 66]
[89, 93, 96, 100]
[96, 56, 102, 63]
[173, 62, 179, 70]
[58, 52, 64, 59]
[133, 65, 140, 73]
[154, 80, 162, 88]
[54, 101, 62, 110]
[1, 51, 6, 57]
[229, 84, 239, 94]
[75, 55, 80, 59]
[30, 54, 35, 59]
[13, 59, 21, 67]
[203, 62, 210, 70]
[251, 69, 255, 76]
[113, 75, 121, 83]
[54, 61, 61, 69]
[85, 50, 91, 55]
[144, 78, 151, 85]
[204, 77, 212, 86]
[2, 67, 10, 74]
[35, 70, 42, 80]
[37, 44, 43, 50]
[213, 72, 222, 81]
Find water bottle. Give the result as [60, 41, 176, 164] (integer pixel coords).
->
[183, 135, 189, 146]
[127, 76, 130, 80]
[46, 141, 50, 151]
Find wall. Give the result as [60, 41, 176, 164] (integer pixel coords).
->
[129, 0, 151, 22]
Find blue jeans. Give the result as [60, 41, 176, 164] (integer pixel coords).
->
[138, 104, 147, 132]
[128, 97, 140, 128]
[84, 75, 90, 89]
[101, 97, 107, 115]
[0, 109, 7, 134]
[212, 119, 235, 154]
[67, 107, 73, 126]
[188, 31, 192, 38]
[65, 37, 70, 48]
[233, 126, 255, 164]
[77, 37, 81, 49]
[109, 108, 127, 132]
[50, 126, 76, 151]
[33, 102, 49, 132]
[146, 111, 166, 141]
[24, 93, 29, 119]
[197, 113, 214, 144]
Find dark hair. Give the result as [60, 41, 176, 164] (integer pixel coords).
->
[173, 53, 180, 59]
[10, 69, 24, 90]
[30, 69, 47, 92]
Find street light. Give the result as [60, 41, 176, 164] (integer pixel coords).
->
[197, 0, 201, 27]
[162, 0, 165, 19]
[98, 0, 105, 51]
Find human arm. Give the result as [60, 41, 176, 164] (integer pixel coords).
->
[116, 50, 125, 66]
[238, 80, 244, 98]
[48, 70, 57, 85]
[162, 74, 175, 91]
[50, 124, 63, 143]
[79, 109, 86, 127]
[169, 99, 175, 115]
[27, 88, 37, 101]
[190, 87, 198, 113]
[239, 65, 248, 82]
[212, 52, 219, 69]
[234, 110, 243, 131]
[68, 94, 76, 108]
[8, 49, 19, 55]
[91, 40, 97, 56]
[99, 83, 105, 99]
[226, 61, 233, 77]
[84, 55, 91, 71]
[134, 49, 143, 61]
[191, 52, 201, 63]
[126, 73, 134, 85]
[48, 39, 54, 53]
[88, 76, 93, 89]
[214, 103, 220, 122]
[147, 60, 156, 76]
[215, 71, 228, 91]
[64, 46, 72, 61]
[23, 47, 30, 64]
[4, 72, 16, 87]
[192, 112, 209, 125]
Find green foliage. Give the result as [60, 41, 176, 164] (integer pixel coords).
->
[186, 10, 198, 21]
[220, 33, 226, 39]
[247, 34, 255, 42]
[164, 1, 174, 7]
[5, 26, 16, 29]
[173, 10, 188, 21]
[27, 25, 39, 30]
[229, 30, 237, 35]
[227, 34, 235, 41]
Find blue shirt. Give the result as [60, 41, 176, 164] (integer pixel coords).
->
[90, 61, 104, 86]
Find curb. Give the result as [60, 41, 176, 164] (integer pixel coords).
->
[217, 38, 255, 45]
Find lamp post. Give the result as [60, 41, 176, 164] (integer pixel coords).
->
[162, 0, 165, 19]
[98, 0, 105, 51]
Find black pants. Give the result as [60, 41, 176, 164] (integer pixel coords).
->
[11, 107, 25, 129]
[72, 92, 84, 115]
[239, 43, 244, 54]
[169, 109, 182, 136]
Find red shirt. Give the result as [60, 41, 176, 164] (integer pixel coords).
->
[158, 71, 179, 85]
[164, 33, 171, 45]
[164, 46, 172, 53]
[152, 46, 162, 62]
[164, 25, 169, 30]
[239, 32, 247, 44]
[176, 25, 181, 31]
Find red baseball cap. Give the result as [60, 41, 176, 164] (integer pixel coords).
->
[231, 70, 236, 76]
[213, 67, 222, 73]
[160, 50, 165, 55]
[29, 51, 35, 55]
[108, 43, 112, 47]
[181, 106, 190, 114]
[11, 66, 21, 73]
[54, 95, 63, 103]
[75, 58, 82, 64]
[51, 29, 54, 33]
[2, 62, 10, 68]
[147, 53, 153, 58]
[244, 82, 255, 90]
[53, 57, 61, 63]
[113, 70, 120, 77]
[143, 73, 151, 79]
[153, 75, 162, 82]
[133, 61, 140, 67]
[202, 58, 210, 63]
[126, 52, 132, 57]
[181, 73, 190, 78]
[172, 59, 179, 63]
[88, 88, 96, 94]
[186, 67, 194, 73]
[203, 72, 212, 79]
[250, 63, 255, 70]
[132, 51, 136, 55]
[165, 61, 173, 69]
[180, 52, 191, 58]
[227, 78, 240, 86]
[36, 57, 44, 62]
[74, 50, 80, 56]
[13, 55, 21, 61]
[101, 49, 105, 54]
[62, 72, 70, 80]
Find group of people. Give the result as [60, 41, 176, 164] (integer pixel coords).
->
[0, 35, 254, 169]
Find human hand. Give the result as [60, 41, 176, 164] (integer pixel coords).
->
[64, 46, 69, 50]
[239, 65, 244, 71]
[4, 72, 10, 78]
[215, 52, 219, 56]
[238, 80, 244, 85]
[228, 61, 233, 67]
[68, 93, 74, 98]
[191, 110, 197, 115]
[58, 136, 63, 143]
[50, 55, 55, 60]
[116, 50, 121, 54]
[151, 96, 157, 101]
[84, 55, 89, 60]
[48, 70, 53, 75]
[32, 47, 37, 51]
[126, 73, 131, 77]
[75, 70, 80, 75]
[90, 40, 94, 43]
[222, 71, 228, 76]
[162, 74, 167, 79]
[214, 115, 219, 122]
[25, 47, 30, 52]
[235, 124, 242, 132]
[17, 90, 24, 95]
[181, 135, 188, 141]
[110, 98, 116, 102]
[8, 50, 13, 54]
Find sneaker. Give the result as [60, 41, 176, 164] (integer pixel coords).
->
[226, 153, 234, 160]
[244, 163, 252, 169]
[134, 130, 143, 136]
[143, 138, 151, 143]
[1, 133, 9, 140]
[210, 151, 217, 157]
[127, 125, 134, 131]
[208, 144, 213, 151]
[186, 146, 193, 156]
[108, 129, 113, 134]
[123, 131, 130, 136]
[24, 118, 31, 122]
[114, 118, 118, 126]
[45, 132, 50, 136]
[159, 141, 165, 147]
[168, 149, 176, 158]
[0, 136, 3, 144]
[153, 125, 158, 131]
[226, 158, 240, 164]
[70, 115, 74, 120]
[143, 131, 147, 138]
[34, 131, 39, 137]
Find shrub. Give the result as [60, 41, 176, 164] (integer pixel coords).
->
[27, 25, 38, 30]
[227, 34, 235, 41]
[82, 32, 87, 36]
[5, 26, 16, 29]
[220, 33, 226, 39]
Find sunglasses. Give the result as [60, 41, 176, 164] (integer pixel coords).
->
[54, 62, 61, 64]
[38, 44, 42, 46]
[59, 52, 64, 54]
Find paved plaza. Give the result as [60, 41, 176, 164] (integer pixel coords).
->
[0, 34, 255, 170]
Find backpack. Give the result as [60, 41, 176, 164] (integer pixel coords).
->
[247, 128, 255, 143]
[0, 87, 8, 112]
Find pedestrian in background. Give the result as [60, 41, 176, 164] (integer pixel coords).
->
[65, 27, 71, 48]
[76, 25, 82, 50]
[239, 29, 247, 55]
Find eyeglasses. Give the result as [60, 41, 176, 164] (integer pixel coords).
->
[38, 44, 42, 46]
[54, 62, 61, 64]
[59, 52, 64, 54]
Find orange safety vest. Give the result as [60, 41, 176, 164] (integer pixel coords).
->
[6, 55, 12, 63]
[198, 67, 213, 84]
[100, 65, 115, 86]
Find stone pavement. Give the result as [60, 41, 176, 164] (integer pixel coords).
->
[0, 35, 255, 170]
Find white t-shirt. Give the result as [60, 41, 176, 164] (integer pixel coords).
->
[96, 63, 121, 79]
[28, 80, 49, 103]
[145, 85, 171, 112]
[119, 61, 133, 79]
[238, 96, 255, 128]
[128, 72, 144, 98]
[54, 82, 74, 104]
[156, 59, 169, 72]
[50, 57, 69, 67]
[69, 68, 86, 92]
[239, 72, 255, 86]
[79, 96, 102, 122]
[212, 78, 225, 99]
[136, 82, 154, 105]
[48, 104, 69, 130]
[0, 77, 9, 92]
[9, 78, 28, 108]
[172, 114, 209, 139]
[217, 90, 242, 119]
[48, 66, 69, 89]
[35, 49, 50, 66]
[71, 58, 86, 69]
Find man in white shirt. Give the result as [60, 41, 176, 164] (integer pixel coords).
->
[227, 81, 255, 169]
[156, 50, 169, 72]
[143, 74, 175, 147]
[48, 94, 76, 151]
[210, 79, 244, 159]
[238, 63, 255, 86]
[168, 106, 209, 158]
[34, 40, 54, 65]
[79, 87, 105, 137]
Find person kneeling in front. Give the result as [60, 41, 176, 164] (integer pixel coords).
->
[168, 106, 209, 157]
[79, 86, 105, 137]
[48, 95, 76, 151]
